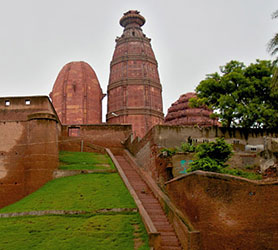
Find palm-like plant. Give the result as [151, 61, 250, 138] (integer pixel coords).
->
[268, 10, 278, 89]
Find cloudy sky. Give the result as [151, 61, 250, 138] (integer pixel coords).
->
[0, 0, 277, 121]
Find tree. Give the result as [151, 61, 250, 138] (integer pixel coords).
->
[268, 10, 278, 89]
[268, 10, 278, 63]
[192, 60, 278, 128]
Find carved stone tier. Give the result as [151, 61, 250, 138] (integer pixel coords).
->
[107, 11, 164, 137]
[165, 92, 219, 127]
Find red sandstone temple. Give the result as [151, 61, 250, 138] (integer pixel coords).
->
[165, 92, 218, 127]
[50, 61, 105, 125]
[106, 10, 164, 138]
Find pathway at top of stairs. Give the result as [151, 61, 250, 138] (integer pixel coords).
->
[114, 155, 182, 250]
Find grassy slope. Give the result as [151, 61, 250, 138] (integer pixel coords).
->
[0, 173, 135, 213]
[0, 214, 148, 250]
[0, 151, 149, 249]
[59, 151, 115, 170]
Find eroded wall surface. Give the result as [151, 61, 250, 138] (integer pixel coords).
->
[60, 124, 132, 153]
[166, 172, 278, 250]
[0, 96, 60, 208]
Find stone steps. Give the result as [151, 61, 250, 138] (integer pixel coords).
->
[114, 155, 182, 249]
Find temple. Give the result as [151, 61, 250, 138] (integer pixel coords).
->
[50, 61, 104, 125]
[106, 10, 164, 138]
[165, 92, 218, 126]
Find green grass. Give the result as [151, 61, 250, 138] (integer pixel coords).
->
[59, 151, 115, 170]
[0, 174, 136, 213]
[0, 214, 149, 250]
[0, 151, 149, 249]
[221, 168, 262, 180]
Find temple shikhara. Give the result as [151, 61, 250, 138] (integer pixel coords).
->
[106, 10, 164, 137]
[1, 10, 277, 250]
[165, 92, 218, 127]
[50, 61, 104, 125]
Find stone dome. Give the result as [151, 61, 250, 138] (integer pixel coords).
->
[50, 61, 104, 125]
[165, 92, 218, 127]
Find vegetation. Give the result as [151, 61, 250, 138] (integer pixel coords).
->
[0, 150, 149, 249]
[187, 138, 261, 180]
[221, 168, 261, 180]
[194, 138, 233, 164]
[268, 10, 278, 91]
[160, 139, 196, 156]
[0, 174, 135, 213]
[0, 214, 149, 250]
[59, 151, 115, 170]
[191, 60, 278, 128]
[188, 138, 232, 171]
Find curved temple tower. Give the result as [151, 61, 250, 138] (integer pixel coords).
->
[165, 92, 219, 127]
[50, 61, 104, 125]
[107, 10, 164, 138]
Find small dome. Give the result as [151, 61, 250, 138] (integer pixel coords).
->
[165, 92, 219, 127]
[50, 61, 104, 125]
[120, 10, 145, 28]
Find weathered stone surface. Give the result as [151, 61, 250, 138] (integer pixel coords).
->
[50, 61, 104, 125]
[0, 96, 60, 208]
[165, 92, 218, 127]
[107, 10, 164, 138]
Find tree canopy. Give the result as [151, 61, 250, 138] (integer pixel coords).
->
[192, 59, 278, 128]
[268, 10, 278, 89]
[268, 10, 278, 63]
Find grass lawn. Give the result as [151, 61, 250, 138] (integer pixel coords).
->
[0, 150, 150, 249]
[59, 151, 115, 170]
[0, 173, 136, 213]
[0, 214, 149, 250]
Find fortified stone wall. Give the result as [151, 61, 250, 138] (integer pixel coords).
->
[0, 96, 60, 208]
[60, 124, 132, 153]
[166, 172, 278, 250]
[125, 125, 278, 181]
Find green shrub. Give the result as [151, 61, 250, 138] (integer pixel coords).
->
[195, 137, 233, 164]
[160, 147, 177, 157]
[177, 142, 196, 153]
[187, 157, 223, 173]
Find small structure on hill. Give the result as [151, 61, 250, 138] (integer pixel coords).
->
[106, 10, 164, 138]
[165, 92, 218, 127]
[50, 61, 105, 125]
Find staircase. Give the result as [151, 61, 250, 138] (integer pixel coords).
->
[114, 154, 182, 250]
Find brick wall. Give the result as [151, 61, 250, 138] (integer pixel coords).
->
[166, 172, 278, 250]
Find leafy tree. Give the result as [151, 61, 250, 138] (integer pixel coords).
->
[268, 10, 278, 64]
[192, 60, 278, 128]
[267, 10, 278, 90]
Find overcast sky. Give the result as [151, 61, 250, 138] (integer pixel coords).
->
[0, 0, 277, 121]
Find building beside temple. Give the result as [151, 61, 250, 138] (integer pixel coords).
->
[106, 10, 164, 138]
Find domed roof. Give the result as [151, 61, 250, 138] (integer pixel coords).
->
[50, 61, 104, 125]
[165, 92, 218, 127]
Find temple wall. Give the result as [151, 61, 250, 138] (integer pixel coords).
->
[0, 96, 60, 208]
[166, 172, 278, 250]
[60, 124, 132, 153]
